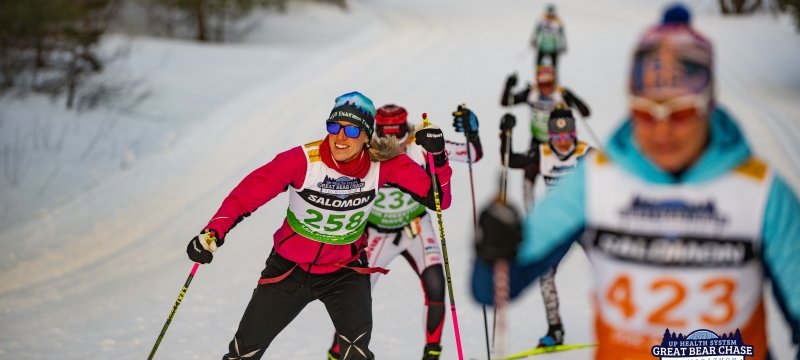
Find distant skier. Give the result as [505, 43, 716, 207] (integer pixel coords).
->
[531, 4, 567, 69]
[186, 91, 452, 360]
[500, 65, 591, 207]
[474, 4, 800, 360]
[327, 104, 483, 360]
[499, 107, 594, 347]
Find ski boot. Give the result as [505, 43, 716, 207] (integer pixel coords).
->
[422, 343, 442, 360]
[537, 323, 565, 347]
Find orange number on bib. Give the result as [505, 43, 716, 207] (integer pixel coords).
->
[701, 278, 736, 325]
[606, 274, 737, 327]
[606, 274, 636, 319]
[648, 278, 687, 327]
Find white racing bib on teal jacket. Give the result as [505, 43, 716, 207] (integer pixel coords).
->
[368, 143, 427, 229]
[286, 141, 380, 245]
[582, 153, 772, 351]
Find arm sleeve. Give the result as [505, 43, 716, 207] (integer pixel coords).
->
[562, 87, 590, 118]
[445, 136, 483, 163]
[500, 132, 538, 171]
[472, 162, 587, 305]
[204, 146, 307, 239]
[502, 85, 531, 106]
[380, 153, 453, 210]
[518, 161, 587, 262]
[761, 176, 800, 348]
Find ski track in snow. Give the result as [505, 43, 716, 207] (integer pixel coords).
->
[0, 0, 798, 359]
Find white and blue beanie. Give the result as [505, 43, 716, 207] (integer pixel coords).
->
[328, 91, 377, 138]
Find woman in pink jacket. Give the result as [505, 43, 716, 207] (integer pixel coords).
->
[186, 91, 452, 360]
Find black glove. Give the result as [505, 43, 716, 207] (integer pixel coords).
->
[415, 124, 445, 154]
[499, 113, 516, 131]
[562, 88, 591, 118]
[505, 73, 518, 90]
[187, 229, 222, 264]
[452, 105, 480, 137]
[475, 201, 523, 263]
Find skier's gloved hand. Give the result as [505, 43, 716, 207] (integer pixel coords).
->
[416, 124, 445, 154]
[452, 105, 479, 137]
[187, 229, 222, 264]
[505, 74, 518, 90]
[499, 113, 516, 131]
[415, 124, 447, 166]
[475, 201, 523, 263]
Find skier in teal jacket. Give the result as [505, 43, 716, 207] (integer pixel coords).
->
[473, 4, 799, 359]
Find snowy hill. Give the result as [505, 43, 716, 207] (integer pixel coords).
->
[0, 0, 798, 359]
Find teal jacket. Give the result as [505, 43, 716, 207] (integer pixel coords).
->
[472, 107, 800, 350]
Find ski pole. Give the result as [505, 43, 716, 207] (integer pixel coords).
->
[147, 262, 201, 360]
[501, 74, 517, 203]
[575, 112, 604, 153]
[494, 78, 516, 351]
[458, 104, 493, 360]
[500, 126, 512, 204]
[492, 122, 514, 359]
[422, 113, 465, 360]
[493, 258, 510, 360]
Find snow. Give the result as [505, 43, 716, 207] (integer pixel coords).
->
[1, 0, 798, 359]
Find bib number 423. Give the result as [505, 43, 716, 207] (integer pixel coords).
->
[606, 274, 736, 328]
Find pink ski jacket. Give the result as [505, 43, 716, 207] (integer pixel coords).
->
[203, 143, 452, 274]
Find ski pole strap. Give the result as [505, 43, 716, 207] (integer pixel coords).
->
[256, 262, 389, 285]
[333, 263, 390, 275]
[334, 251, 390, 275]
[258, 264, 298, 285]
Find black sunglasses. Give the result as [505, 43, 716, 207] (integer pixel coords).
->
[326, 121, 362, 139]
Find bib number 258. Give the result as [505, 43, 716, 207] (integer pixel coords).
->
[303, 209, 365, 231]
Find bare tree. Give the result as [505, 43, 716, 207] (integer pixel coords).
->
[0, 0, 122, 109]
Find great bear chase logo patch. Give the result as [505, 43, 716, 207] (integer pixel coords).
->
[651, 328, 754, 360]
[297, 175, 375, 211]
[317, 176, 364, 199]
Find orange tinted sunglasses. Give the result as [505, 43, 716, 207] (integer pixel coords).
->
[630, 93, 708, 126]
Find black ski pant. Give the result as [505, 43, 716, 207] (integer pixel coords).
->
[536, 51, 559, 70]
[223, 252, 374, 360]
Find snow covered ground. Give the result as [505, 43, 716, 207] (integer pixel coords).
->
[0, 0, 798, 359]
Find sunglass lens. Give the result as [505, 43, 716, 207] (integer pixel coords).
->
[632, 108, 657, 125]
[343, 125, 362, 138]
[327, 122, 341, 135]
[668, 107, 698, 124]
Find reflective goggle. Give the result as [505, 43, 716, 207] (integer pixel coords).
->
[326, 121, 362, 138]
[538, 82, 556, 94]
[549, 133, 575, 141]
[537, 80, 555, 88]
[376, 123, 409, 140]
[630, 93, 708, 126]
